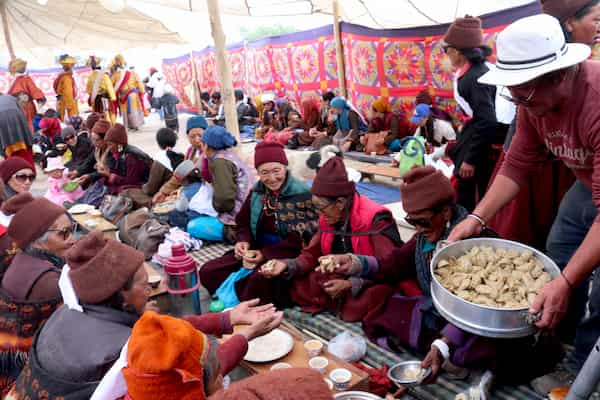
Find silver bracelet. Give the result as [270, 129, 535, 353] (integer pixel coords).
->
[467, 213, 486, 228]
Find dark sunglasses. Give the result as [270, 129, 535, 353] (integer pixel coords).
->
[405, 206, 445, 228]
[442, 45, 455, 54]
[14, 173, 35, 182]
[47, 224, 76, 240]
[405, 216, 433, 228]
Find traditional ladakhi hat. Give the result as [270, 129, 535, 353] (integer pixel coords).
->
[400, 166, 455, 214]
[86, 55, 102, 69]
[44, 157, 66, 173]
[92, 119, 112, 136]
[0, 157, 35, 184]
[85, 112, 103, 131]
[114, 54, 126, 67]
[478, 14, 590, 87]
[65, 230, 143, 304]
[539, 0, 594, 22]
[311, 157, 355, 198]
[4, 193, 66, 249]
[123, 311, 210, 399]
[8, 58, 26, 74]
[105, 123, 128, 145]
[58, 54, 77, 66]
[443, 15, 484, 49]
[254, 141, 288, 168]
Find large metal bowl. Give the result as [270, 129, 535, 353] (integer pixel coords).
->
[430, 238, 560, 338]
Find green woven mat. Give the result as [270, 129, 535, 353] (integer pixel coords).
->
[284, 308, 543, 400]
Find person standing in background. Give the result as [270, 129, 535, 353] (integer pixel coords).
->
[7, 58, 46, 132]
[53, 55, 79, 122]
[85, 56, 117, 124]
[111, 54, 145, 131]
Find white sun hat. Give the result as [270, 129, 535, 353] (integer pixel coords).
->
[478, 14, 590, 87]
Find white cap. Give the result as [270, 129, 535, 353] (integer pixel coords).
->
[478, 14, 590, 87]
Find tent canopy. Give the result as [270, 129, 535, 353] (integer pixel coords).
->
[138, 0, 536, 29]
[0, 0, 185, 65]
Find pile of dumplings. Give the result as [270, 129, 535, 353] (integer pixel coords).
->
[434, 246, 552, 308]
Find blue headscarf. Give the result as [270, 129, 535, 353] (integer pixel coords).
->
[186, 115, 208, 134]
[202, 125, 237, 150]
[330, 97, 351, 131]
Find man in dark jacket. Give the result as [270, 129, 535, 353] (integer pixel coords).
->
[62, 127, 94, 178]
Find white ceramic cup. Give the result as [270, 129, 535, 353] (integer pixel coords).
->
[329, 368, 352, 391]
[309, 356, 329, 374]
[304, 339, 323, 357]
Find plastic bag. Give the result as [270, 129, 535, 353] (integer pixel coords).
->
[395, 136, 426, 177]
[327, 331, 367, 362]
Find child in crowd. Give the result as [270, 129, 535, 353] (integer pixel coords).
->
[160, 84, 179, 132]
[44, 157, 84, 206]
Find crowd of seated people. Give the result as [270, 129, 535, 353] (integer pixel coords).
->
[3, 5, 600, 399]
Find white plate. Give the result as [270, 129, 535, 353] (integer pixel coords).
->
[243, 329, 294, 363]
[68, 204, 95, 214]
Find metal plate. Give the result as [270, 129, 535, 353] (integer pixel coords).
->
[334, 392, 383, 399]
[430, 238, 560, 338]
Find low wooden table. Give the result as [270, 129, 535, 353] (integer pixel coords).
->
[145, 262, 167, 298]
[72, 212, 117, 239]
[359, 164, 402, 181]
[224, 322, 369, 393]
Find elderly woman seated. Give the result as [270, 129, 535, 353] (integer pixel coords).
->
[95, 123, 151, 194]
[93, 312, 328, 400]
[0, 193, 74, 394]
[329, 97, 367, 152]
[263, 157, 402, 322]
[0, 157, 36, 199]
[7, 231, 282, 399]
[187, 125, 252, 244]
[77, 119, 113, 188]
[366, 98, 410, 152]
[360, 167, 561, 394]
[200, 142, 318, 308]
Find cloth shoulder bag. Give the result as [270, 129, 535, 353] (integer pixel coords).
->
[363, 131, 388, 155]
[134, 219, 170, 260]
[100, 195, 133, 225]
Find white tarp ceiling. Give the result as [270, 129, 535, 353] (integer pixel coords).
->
[0, 0, 184, 65]
[136, 0, 537, 29]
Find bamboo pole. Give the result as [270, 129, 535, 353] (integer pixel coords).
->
[332, 0, 347, 98]
[206, 0, 240, 141]
[0, 0, 16, 61]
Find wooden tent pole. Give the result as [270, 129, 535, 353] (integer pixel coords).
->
[332, 0, 347, 98]
[0, 0, 16, 60]
[206, 0, 240, 142]
[189, 51, 201, 111]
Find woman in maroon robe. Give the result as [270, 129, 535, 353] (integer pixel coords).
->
[262, 157, 403, 322]
[199, 142, 317, 308]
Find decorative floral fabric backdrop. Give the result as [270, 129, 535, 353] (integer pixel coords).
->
[160, 2, 539, 119]
[0, 66, 92, 111]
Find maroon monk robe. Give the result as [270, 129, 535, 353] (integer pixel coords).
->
[199, 193, 304, 308]
[487, 152, 574, 250]
[288, 215, 399, 322]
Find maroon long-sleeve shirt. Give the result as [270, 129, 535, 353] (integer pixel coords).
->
[183, 311, 248, 375]
[499, 61, 600, 221]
